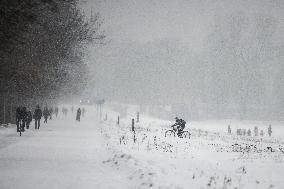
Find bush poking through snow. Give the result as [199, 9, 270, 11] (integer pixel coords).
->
[254, 126, 259, 136]
[268, 125, 272, 137]
[227, 125, 231, 134]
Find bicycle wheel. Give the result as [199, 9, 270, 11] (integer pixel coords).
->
[165, 130, 175, 137]
[181, 131, 191, 139]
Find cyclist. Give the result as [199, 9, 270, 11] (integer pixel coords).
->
[172, 117, 186, 137]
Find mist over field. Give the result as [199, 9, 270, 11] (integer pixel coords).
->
[82, 0, 284, 121]
[1, 1, 284, 189]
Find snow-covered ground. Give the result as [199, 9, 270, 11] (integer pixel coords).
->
[0, 106, 133, 189]
[0, 105, 283, 189]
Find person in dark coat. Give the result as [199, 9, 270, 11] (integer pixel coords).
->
[76, 108, 81, 121]
[172, 117, 186, 137]
[34, 105, 42, 129]
[43, 107, 50, 123]
[16, 106, 22, 132]
[26, 110, 32, 129]
[20, 107, 28, 132]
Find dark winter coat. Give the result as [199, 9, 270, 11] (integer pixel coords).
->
[76, 108, 81, 120]
[21, 107, 28, 121]
[27, 111, 32, 122]
[174, 119, 186, 130]
[34, 108, 42, 120]
[16, 107, 21, 120]
[178, 119, 186, 129]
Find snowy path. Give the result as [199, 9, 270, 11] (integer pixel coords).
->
[0, 117, 133, 189]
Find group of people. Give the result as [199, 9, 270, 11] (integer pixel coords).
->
[42, 106, 58, 123]
[62, 106, 85, 121]
[16, 107, 33, 132]
[16, 105, 59, 133]
[16, 105, 86, 133]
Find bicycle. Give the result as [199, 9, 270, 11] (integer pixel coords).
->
[165, 125, 191, 138]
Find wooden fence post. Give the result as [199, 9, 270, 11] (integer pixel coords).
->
[132, 118, 136, 143]
[131, 118, 135, 132]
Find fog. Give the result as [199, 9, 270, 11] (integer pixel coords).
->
[82, 0, 284, 121]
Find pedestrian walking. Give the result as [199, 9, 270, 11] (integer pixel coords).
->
[26, 110, 32, 129]
[43, 107, 50, 123]
[62, 107, 68, 117]
[20, 107, 28, 132]
[49, 107, 53, 120]
[34, 105, 42, 129]
[76, 108, 81, 122]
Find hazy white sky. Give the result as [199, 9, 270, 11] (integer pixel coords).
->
[80, 0, 284, 109]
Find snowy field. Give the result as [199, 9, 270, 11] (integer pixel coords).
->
[0, 105, 284, 189]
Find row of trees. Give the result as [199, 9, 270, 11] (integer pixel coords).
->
[0, 0, 104, 123]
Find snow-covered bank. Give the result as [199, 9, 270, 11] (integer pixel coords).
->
[99, 109, 284, 189]
[0, 105, 283, 189]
